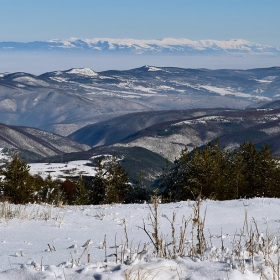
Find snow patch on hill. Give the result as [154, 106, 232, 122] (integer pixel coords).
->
[0, 148, 10, 162]
[29, 160, 96, 180]
[0, 99, 17, 111]
[13, 76, 49, 86]
[66, 68, 98, 77]
[145, 65, 162, 71]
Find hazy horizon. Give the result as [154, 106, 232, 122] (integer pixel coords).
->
[1, 0, 280, 47]
[1, 52, 280, 75]
[2, 0, 280, 74]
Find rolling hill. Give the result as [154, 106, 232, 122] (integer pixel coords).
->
[0, 123, 90, 161]
[0, 66, 280, 136]
[69, 106, 280, 161]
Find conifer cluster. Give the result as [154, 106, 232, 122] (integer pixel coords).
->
[0, 155, 149, 205]
[1, 141, 280, 205]
[159, 140, 280, 201]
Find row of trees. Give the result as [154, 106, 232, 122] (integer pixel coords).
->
[159, 140, 280, 201]
[1, 140, 280, 205]
[0, 155, 149, 205]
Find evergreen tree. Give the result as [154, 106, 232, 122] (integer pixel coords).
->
[160, 140, 229, 200]
[225, 148, 247, 199]
[128, 172, 150, 203]
[158, 146, 192, 200]
[0, 155, 37, 203]
[237, 142, 280, 197]
[90, 156, 132, 204]
[105, 156, 131, 204]
[159, 140, 280, 201]
[74, 175, 89, 205]
[90, 158, 107, 204]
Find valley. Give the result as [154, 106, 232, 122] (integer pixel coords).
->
[1, 65, 280, 186]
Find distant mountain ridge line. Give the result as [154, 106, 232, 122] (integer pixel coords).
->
[1, 38, 280, 55]
[1, 65, 280, 137]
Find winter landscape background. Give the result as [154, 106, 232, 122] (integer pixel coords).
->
[1, 0, 280, 278]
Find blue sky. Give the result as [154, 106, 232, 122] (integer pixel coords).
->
[1, 0, 280, 46]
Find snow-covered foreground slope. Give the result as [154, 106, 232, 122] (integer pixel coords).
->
[0, 198, 279, 279]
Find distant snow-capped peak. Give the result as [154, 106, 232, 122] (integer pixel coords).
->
[144, 65, 162, 71]
[1, 38, 279, 55]
[49, 38, 280, 54]
[66, 68, 98, 77]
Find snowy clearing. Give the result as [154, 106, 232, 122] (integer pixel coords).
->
[28, 161, 96, 180]
[1, 198, 280, 279]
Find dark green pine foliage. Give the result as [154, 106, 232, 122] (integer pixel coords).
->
[160, 140, 229, 200]
[128, 172, 150, 203]
[224, 148, 247, 199]
[237, 142, 280, 198]
[0, 155, 38, 203]
[160, 140, 280, 201]
[104, 156, 132, 204]
[184, 140, 229, 199]
[90, 156, 132, 204]
[74, 175, 90, 205]
[90, 158, 107, 204]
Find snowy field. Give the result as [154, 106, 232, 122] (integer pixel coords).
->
[28, 161, 97, 180]
[1, 198, 280, 279]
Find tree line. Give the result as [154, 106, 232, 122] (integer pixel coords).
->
[1, 140, 280, 205]
[159, 140, 280, 201]
[0, 155, 149, 205]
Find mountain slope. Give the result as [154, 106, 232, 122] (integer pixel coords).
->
[1, 66, 280, 136]
[0, 123, 90, 160]
[68, 108, 280, 161]
[68, 109, 229, 146]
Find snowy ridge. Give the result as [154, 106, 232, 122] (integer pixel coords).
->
[66, 68, 98, 77]
[13, 76, 49, 86]
[1, 37, 280, 55]
[1, 66, 280, 137]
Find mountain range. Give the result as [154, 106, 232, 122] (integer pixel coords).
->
[1, 65, 280, 185]
[68, 105, 280, 161]
[1, 66, 280, 136]
[1, 38, 280, 55]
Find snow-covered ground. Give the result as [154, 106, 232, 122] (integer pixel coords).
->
[28, 161, 97, 180]
[0, 149, 10, 162]
[1, 198, 280, 279]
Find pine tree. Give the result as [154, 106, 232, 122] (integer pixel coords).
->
[159, 140, 280, 201]
[161, 140, 229, 200]
[105, 156, 131, 204]
[74, 175, 89, 205]
[0, 155, 37, 203]
[225, 148, 247, 199]
[237, 142, 280, 198]
[90, 156, 132, 204]
[90, 158, 107, 204]
[128, 172, 150, 203]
